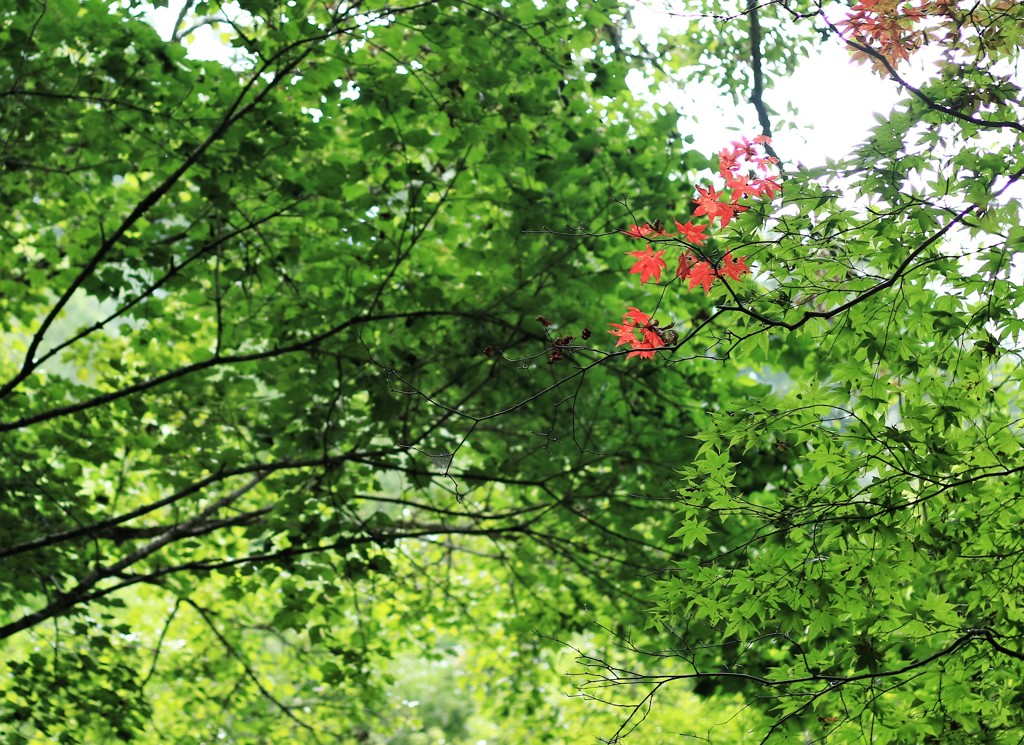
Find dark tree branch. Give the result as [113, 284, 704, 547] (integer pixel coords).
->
[0, 310, 511, 433]
[568, 630, 982, 743]
[746, 2, 779, 160]
[98, 507, 272, 543]
[0, 5, 433, 402]
[718, 162, 1024, 331]
[0, 473, 265, 640]
[0, 470, 273, 560]
[821, 11, 1024, 134]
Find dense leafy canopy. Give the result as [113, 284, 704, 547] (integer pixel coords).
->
[2, 0, 1023, 742]
[0, 0, 739, 741]
[586, 2, 1024, 743]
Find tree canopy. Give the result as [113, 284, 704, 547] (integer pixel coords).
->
[1, 0, 1023, 743]
[580, 2, 1024, 742]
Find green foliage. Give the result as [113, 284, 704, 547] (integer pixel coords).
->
[0, 0, 767, 742]
[4, 0, 1021, 742]
[622, 2, 1024, 742]
[654, 0, 820, 106]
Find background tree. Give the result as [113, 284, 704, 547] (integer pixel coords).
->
[0, 0, 789, 741]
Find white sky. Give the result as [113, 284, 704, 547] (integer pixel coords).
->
[627, 1, 907, 168]
[768, 44, 903, 165]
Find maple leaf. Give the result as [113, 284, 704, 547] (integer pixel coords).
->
[727, 136, 759, 161]
[839, 1, 925, 74]
[639, 326, 664, 347]
[687, 261, 717, 294]
[718, 203, 746, 230]
[608, 321, 638, 347]
[718, 149, 740, 178]
[752, 174, 782, 198]
[724, 173, 758, 203]
[730, 201, 750, 221]
[693, 184, 724, 213]
[673, 219, 707, 246]
[621, 223, 653, 240]
[627, 329, 664, 359]
[621, 224, 650, 239]
[693, 185, 740, 230]
[718, 251, 750, 281]
[623, 307, 651, 326]
[676, 250, 696, 281]
[626, 245, 667, 285]
[610, 307, 664, 360]
[628, 326, 665, 359]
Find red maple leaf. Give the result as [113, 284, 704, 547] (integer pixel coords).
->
[718, 203, 744, 230]
[718, 149, 740, 178]
[693, 185, 742, 230]
[621, 221, 667, 240]
[838, 1, 925, 74]
[626, 245, 667, 285]
[724, 173, 758, 203]
[688, 261, 717, 294]
[676, 250, 696, 281]
[628, 327, 665, 359]
[752, 174, 782, 198]
[727, 136, 759, 161]
[639, 326, 664, 347]
[621, 223, 653, 239]
[610, 307, 664, 360]
[623, 307, 651, 326]
[718, 251, 750, 281]
[673, 219, 707, 246]
[693, 184, 724, 213]
[608, 321, 638, 347]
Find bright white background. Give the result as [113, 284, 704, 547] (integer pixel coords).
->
[627, 1, 908, 167]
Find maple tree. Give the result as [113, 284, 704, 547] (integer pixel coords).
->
[564, 1, 1024, 742]
[838, 0, 1024, 74]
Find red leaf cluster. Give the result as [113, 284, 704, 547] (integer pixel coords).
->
[608, 307, 668, 360]
[693, 185, 745, 230]
[717, 136, 781, 203]
[610, 135, 782, 360]
[674, 219, 707, 245]
[621, 221, 668, 240]
[838, 0, 928, 74]
[677, 250, 750, 294]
